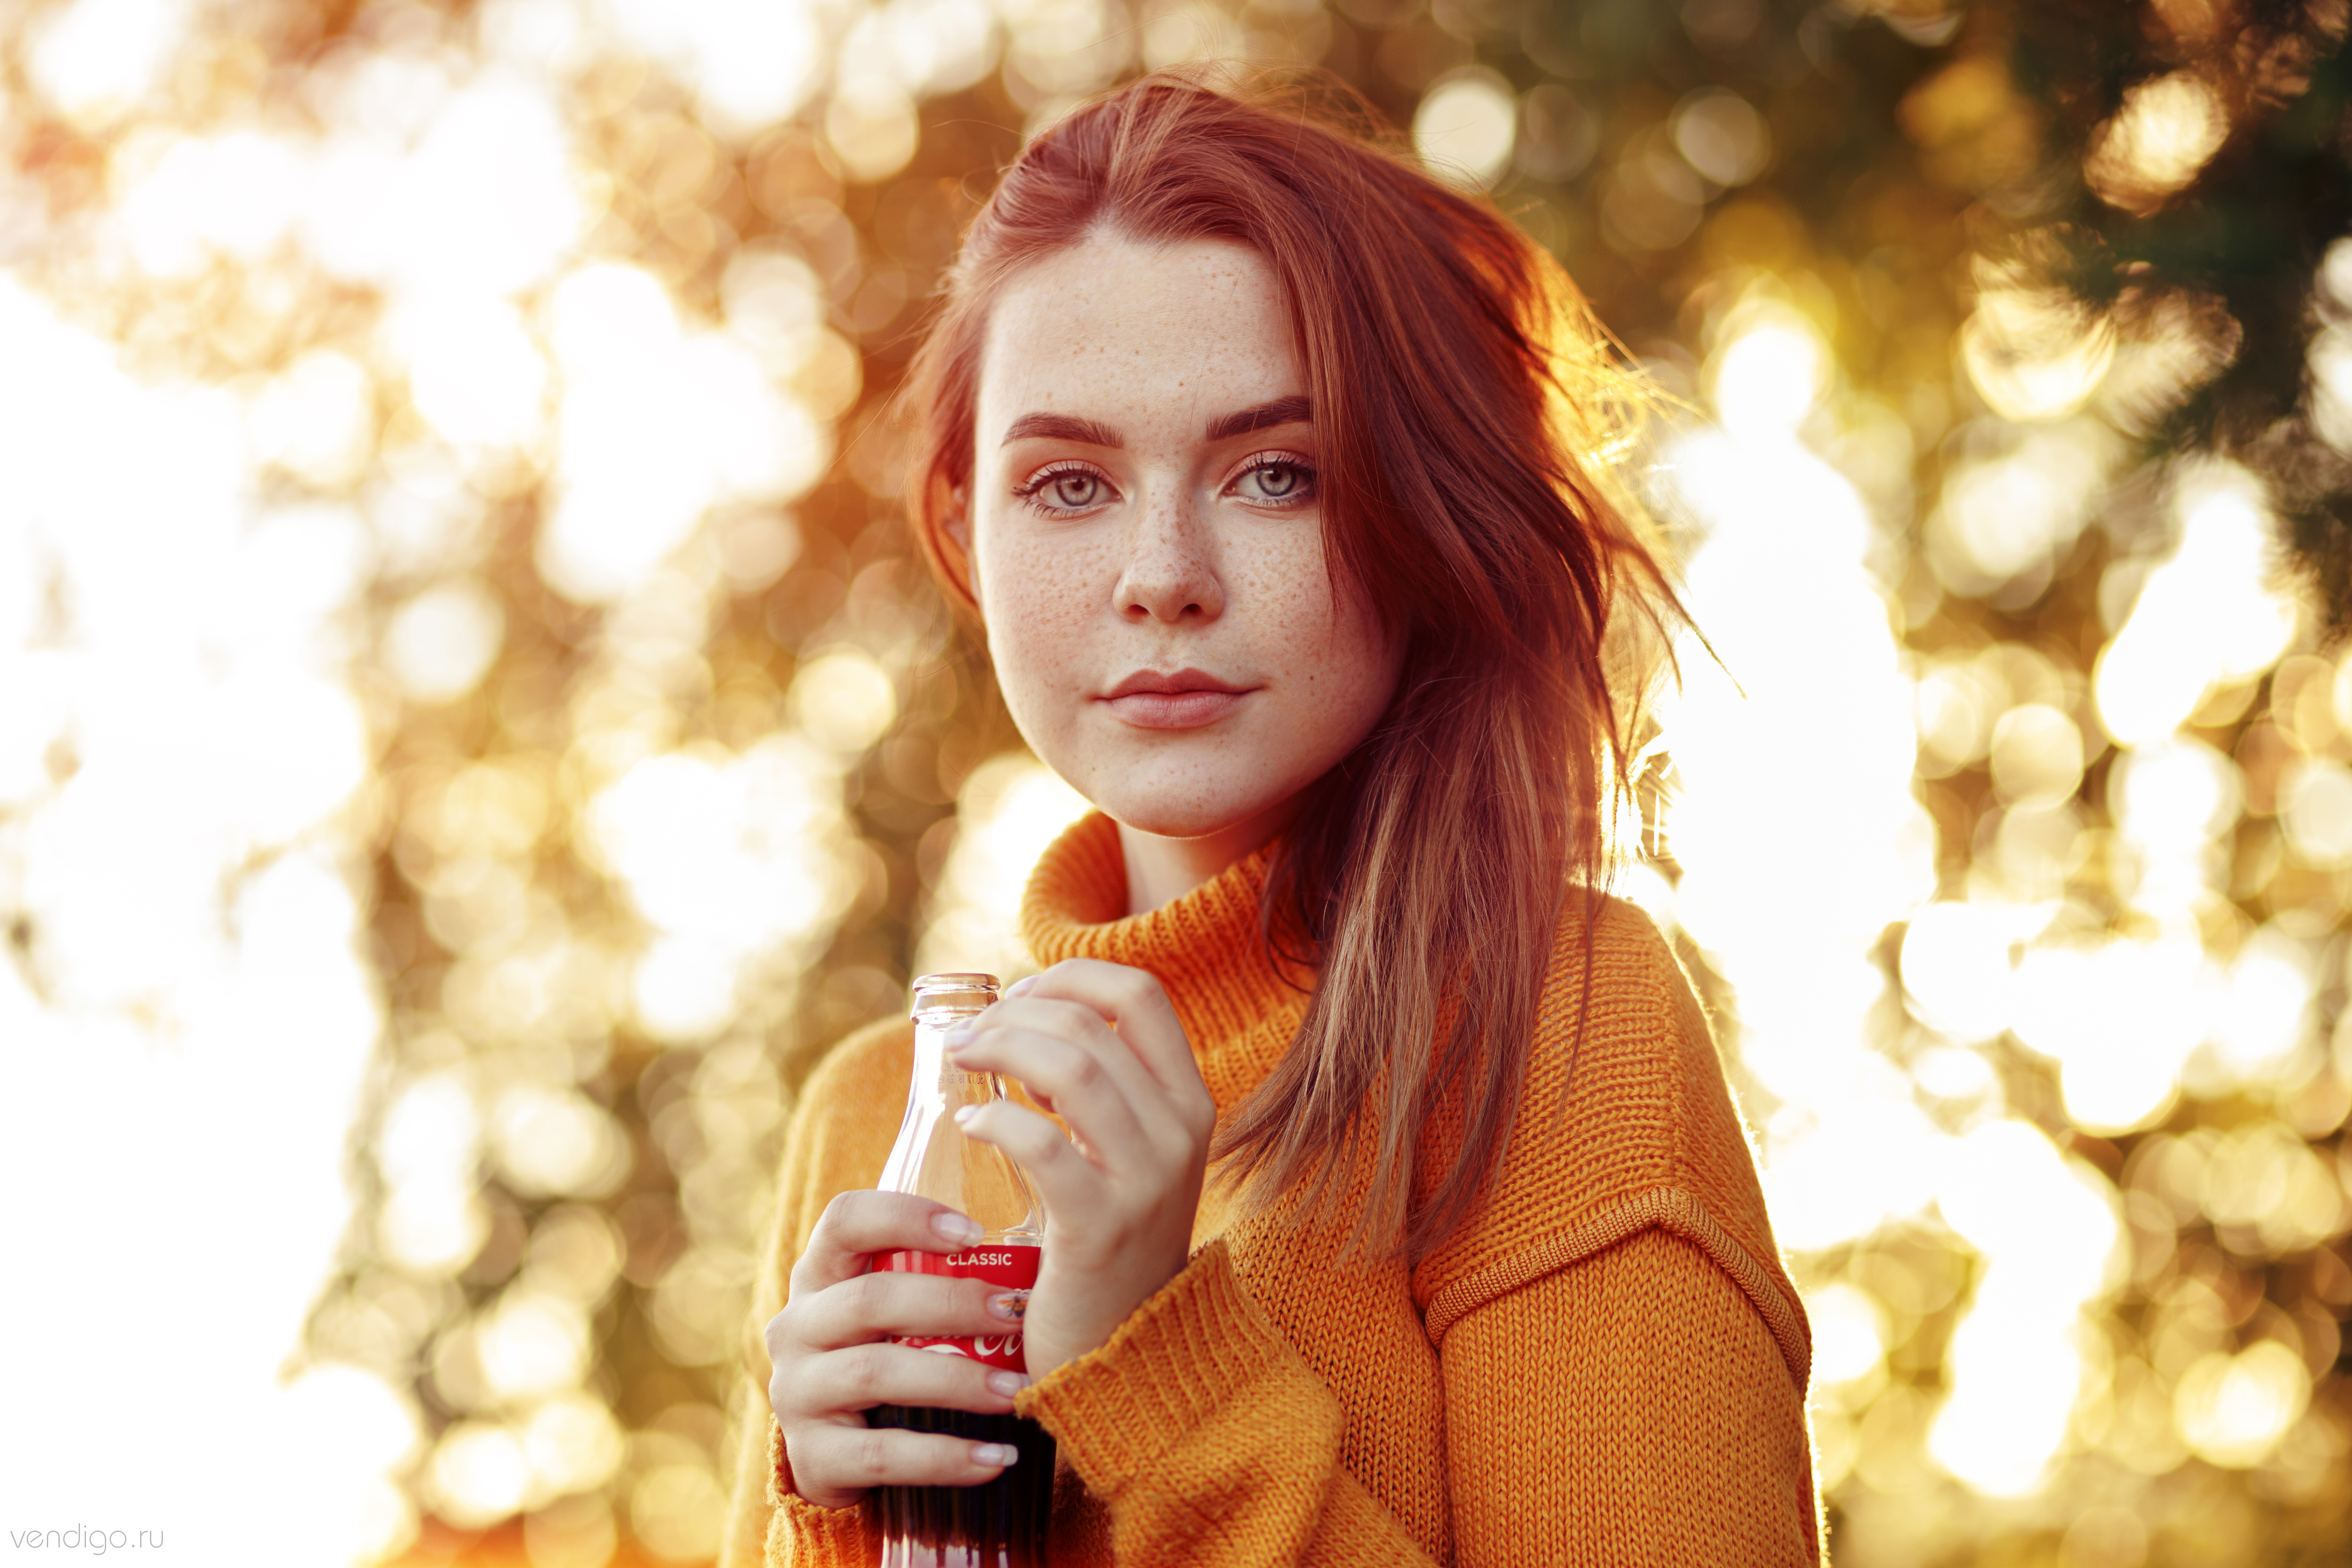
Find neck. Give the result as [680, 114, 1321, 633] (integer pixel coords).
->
[1116, 795, 1301, 916]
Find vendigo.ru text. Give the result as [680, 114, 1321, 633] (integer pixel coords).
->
[8, 1527, 164, 1555]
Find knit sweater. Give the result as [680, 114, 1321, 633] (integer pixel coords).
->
[721, 812, 1822, 1566]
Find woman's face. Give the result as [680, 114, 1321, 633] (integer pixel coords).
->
[966, 234, 1401, 847]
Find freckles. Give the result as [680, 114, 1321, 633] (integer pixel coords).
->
[977, 524, 1118, 649]
[1233, 542, 1333, 625]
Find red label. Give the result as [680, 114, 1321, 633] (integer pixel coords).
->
[874, 1244, 1040, 1372]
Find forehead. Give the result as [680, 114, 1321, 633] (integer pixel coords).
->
[976, 235, 1300, 432]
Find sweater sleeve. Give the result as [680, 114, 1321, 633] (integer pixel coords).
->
[1015, 1225, 1819, 1568]
[1442, 1225, 1821, 1566]
[1016, 1238, 1442, 1566]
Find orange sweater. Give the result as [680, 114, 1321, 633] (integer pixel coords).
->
[722, 813, 1822, 1565]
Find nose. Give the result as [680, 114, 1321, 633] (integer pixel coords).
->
[1112, 486, 1223, 625]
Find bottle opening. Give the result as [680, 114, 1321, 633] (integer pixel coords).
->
[911, 971, 1000, 1020]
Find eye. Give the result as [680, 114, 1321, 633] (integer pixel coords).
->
[1229, 453, 1317, 508]
[1013, 461, 1117, 515]
[1049, 471, 1105, 508]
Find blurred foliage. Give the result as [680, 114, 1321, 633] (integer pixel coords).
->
[2003, 1, 2352, 623]
[3, 0, 2352, 1566]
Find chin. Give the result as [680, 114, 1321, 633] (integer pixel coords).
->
[1035, 722, 1341, 845]
[1105, 805, 1259, 842]
[1085, 778, 1290, 844]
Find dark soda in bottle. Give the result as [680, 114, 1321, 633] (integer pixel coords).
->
[864, 972, 1054, 1568]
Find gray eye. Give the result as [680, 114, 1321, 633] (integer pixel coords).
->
[1051, 473, 1100, 507]
[1240, 462, 1311, 502]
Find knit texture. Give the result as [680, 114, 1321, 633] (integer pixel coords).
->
[722, 812, 1823, 1566]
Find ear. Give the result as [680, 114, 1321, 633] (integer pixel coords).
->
[928, 474, 981, 610]
[944, 485, 971, 556]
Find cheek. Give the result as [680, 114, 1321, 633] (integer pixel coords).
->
[1233, 524, 1390, 708]
[974, 521, 1108, 704]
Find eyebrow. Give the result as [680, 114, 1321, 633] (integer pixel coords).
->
[1001, 413, 1123, 447]
[997, 395, 1314, 450]
[1205, 395, 1312, 442]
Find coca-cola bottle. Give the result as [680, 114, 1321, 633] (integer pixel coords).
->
[864, 972, 1055, 1568]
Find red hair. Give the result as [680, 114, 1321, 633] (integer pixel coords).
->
[901, 73, 1679, 1259]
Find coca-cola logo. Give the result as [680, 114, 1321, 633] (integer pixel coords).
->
[876, 1243, 1038, 1372]
[915, 1332, 1023, 1360]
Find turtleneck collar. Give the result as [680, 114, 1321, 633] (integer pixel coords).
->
[1019, 812, 1309, 1109]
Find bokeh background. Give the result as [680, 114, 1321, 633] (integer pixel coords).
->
[3, 0, 2349, 1564]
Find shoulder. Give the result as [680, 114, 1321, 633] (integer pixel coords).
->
[794, 1012, 915, 1119]
[1528, 893, 1765, 1225]
[1414, 894, 1803, 1374]
[1499, 891, 1759, 1228]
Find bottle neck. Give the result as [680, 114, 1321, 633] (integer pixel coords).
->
[908, 1011, 1001, 1111]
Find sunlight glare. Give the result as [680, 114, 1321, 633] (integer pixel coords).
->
[1710, 310, 1827, 441]
[540, 264, 827, 603]
[600, 0, 824, 135]
[27, 0, 189, 126]
[2095, 461, 2297, 746]
[1929, 1121, 2123, 1495]
[585, 737, 855, 1041]
[915, 753, 1091, 981]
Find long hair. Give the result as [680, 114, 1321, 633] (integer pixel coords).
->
[900, 73, 1681, 1261]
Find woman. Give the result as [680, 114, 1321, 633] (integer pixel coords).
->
[723, 75, 1820, 1565]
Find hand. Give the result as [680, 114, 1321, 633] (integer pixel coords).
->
[763, 1191, 1035, 1510]
[943, 959, 1219, 1380]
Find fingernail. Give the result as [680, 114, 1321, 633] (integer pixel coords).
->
[953, 1104, 978, 1127]
[943, 1024, 975, 1047]
[972, 1443, 1019, 1467]
[1006, 977, 1036, 997]
[986, 1370, 1030, 1397]
[930, 1211, 982, 1246]
[987, 1289, 1029, 1322]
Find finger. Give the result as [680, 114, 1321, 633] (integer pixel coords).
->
[1014, 960, 1210, 1113]
[762, 1308, 791, 1379]
[790, 1190, 984, 1302]
[793, 1423, 1024, 1494]
[955, 1100, 1109, 1225]
[793, 1271, 1026, 1352]
[946, 1022, 1152, 1170]
[959, 995, 1162, 1110]
[791, 1340, 1031, 1421]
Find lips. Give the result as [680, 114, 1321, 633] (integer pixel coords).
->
[1097, 668, 1253, 729]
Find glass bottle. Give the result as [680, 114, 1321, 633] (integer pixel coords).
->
[864, 972, 1054, 1568]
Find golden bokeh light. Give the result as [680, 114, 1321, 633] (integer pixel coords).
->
[2085, 70, 2231, 217]
[3, 3, 2348, 1565]
[2096, 461, 2301, 748]
[1960, 288, 2116, 425]
[1411, 67, 1517, 191]
[2176, 1341, 2312, 1469]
